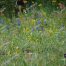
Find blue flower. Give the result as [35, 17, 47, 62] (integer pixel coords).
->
[16, 18, 21, 29]
[0, 18, 4, 24]
[37, 20, 41, 25]
[36, 26, 40, 31]
[41, 26, 44, 31]
[31, 28, 34, 32]
[44, 19, 47, 25]
[16, 18, 21, 26]
[6, 25, 10, 30]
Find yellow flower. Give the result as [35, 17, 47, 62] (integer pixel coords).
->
[39, 31, 42, 33]
[0, 45, 2, 48]
[25, 28, 30, 32]
[5, 18, 11, 24]
[7, 51, 11, 56]
[24, 0, 28, 3]
[48, 28, 53, 36]
[38, 4, 42, 7]
[23, 28, 25, 32]
[43, 12, 46, 17]
[31, 19, 36, 26]
[32, 1, 34, 3]
[49, 29, 53, 33]
[19, 15, 23, 21]
[52, 0, 56, 3]
[15, 46, 20, 54]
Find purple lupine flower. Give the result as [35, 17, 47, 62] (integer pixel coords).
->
[16, 18, 21, 26]
[31, 28, 34, 32]
[6, 25, 10, 30]
[37, 20, 41, 25]
[44, 19, 47, 25]
[41, 26, 44, 31]
[0, 18, 4, 24]
[16, 18, 21, 28]
[36, 26, 40, 31]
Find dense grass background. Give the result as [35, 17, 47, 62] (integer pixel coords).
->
[0, 7, 66, 66]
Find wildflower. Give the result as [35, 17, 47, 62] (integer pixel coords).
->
[32, 1, 34, 4]
[37, 20, 41, 25]
[6, 25, 10, 30]
[31, 19, 35, 26]
[48, 28, 53, 36]
[38, 4, 42, 7]
[36, 26, 40, 31]
[0, 45, 2, 48]
[44, 19, 47, 25]
[41, 26, 44, 31]
[52, 0, 56, 3]
[16, 18, 21, 27]
[7, 51, 11, 56]
[23, 28, 26, 32]
[0, 18, 4, 24]
[49, 29, 53, 33]
[15, 46, 20, 54]
[16, 46, 19, 49]
[31, 28, 34, 32]
[25, 28, 30, 32]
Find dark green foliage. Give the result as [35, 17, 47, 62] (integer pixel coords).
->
[0, 0, 16, 19]
[0, 0, 66, 19]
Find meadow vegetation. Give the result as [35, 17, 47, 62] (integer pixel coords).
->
[0, 1, 66, 66]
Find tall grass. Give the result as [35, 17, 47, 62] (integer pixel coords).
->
[0, 8, 66, 66]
